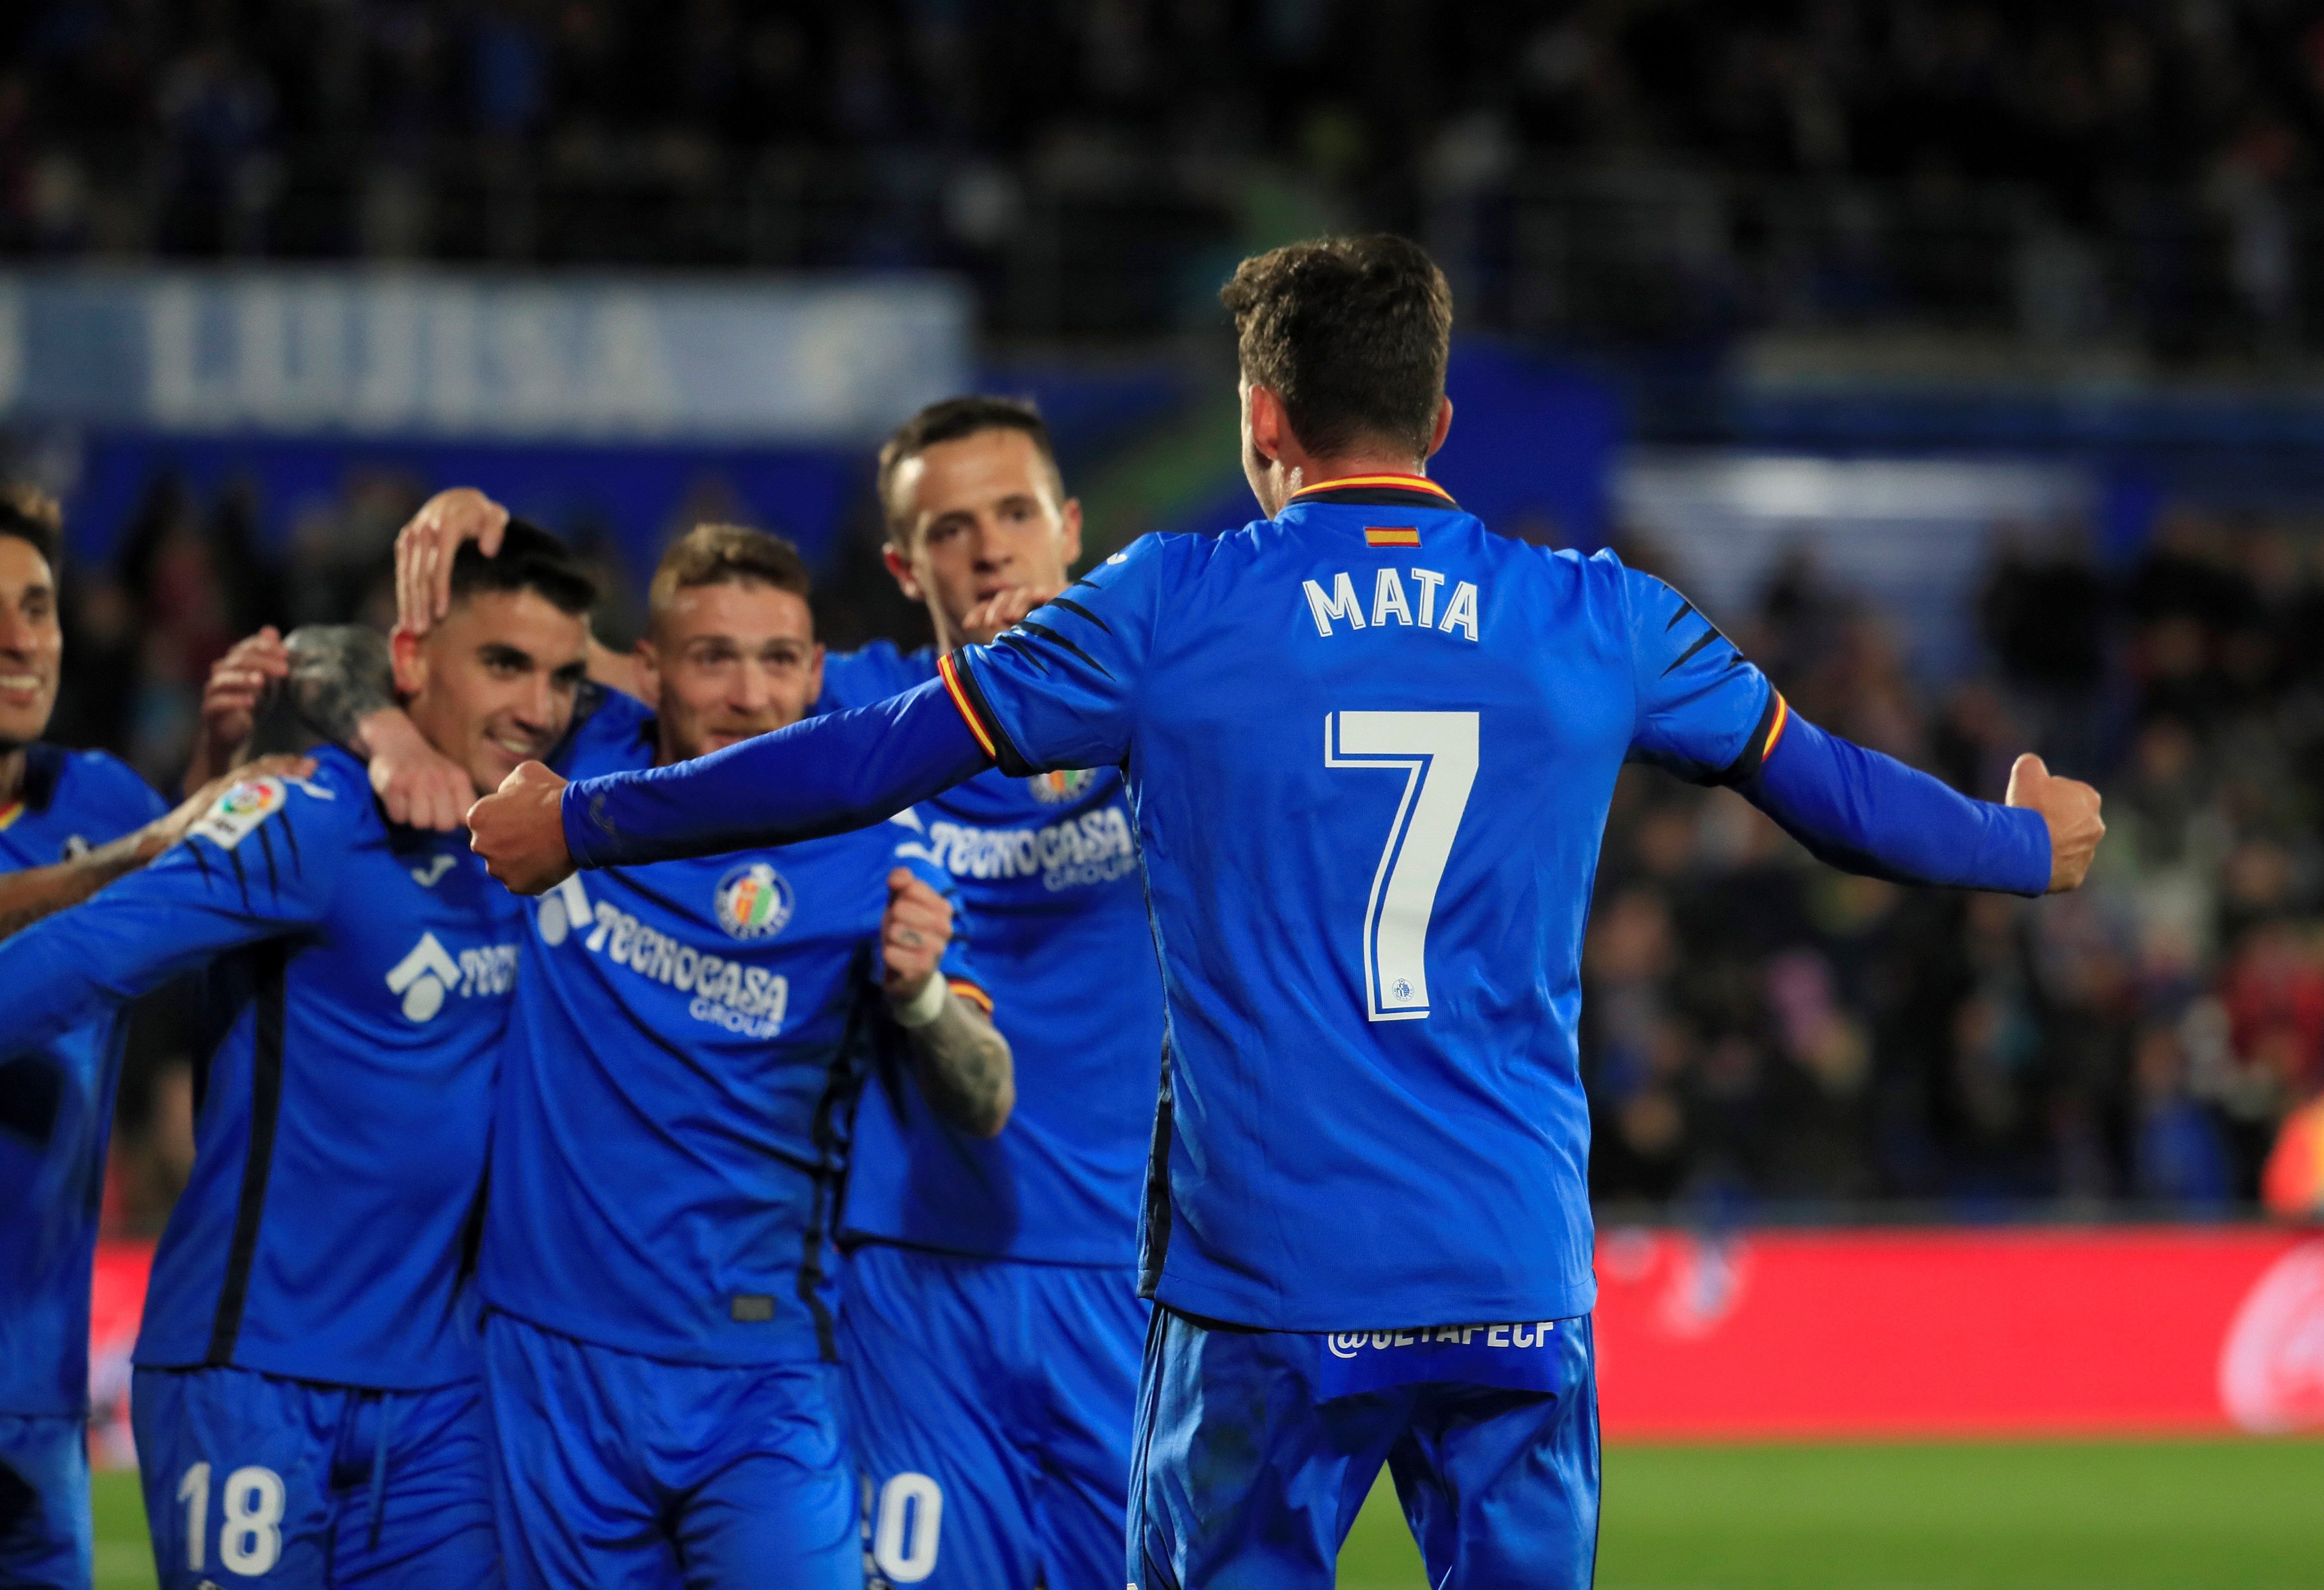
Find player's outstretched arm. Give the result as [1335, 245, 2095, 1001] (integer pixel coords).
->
[0, 755, 315, 942]
[471, 678, 994, 894]
[1737, 711, 2101, 895]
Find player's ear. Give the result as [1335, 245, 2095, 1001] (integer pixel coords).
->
[882, 542, 924, 603]
[632, 634, 662, 699]
[1426, 396, 1453, 459]
[1247, 383, 1289, 464]
[1058, 497, 1084, 568]
[388, 623, 427, 699]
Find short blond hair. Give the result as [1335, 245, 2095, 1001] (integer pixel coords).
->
[649, 524, 813, 633]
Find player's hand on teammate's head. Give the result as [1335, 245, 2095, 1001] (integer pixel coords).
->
[363, 708, 477, 832]
[879, 867, 953, 1000]
[2005, 753, 2104, 893]
[958, 584, 1064, 647]
[153, 752, 318, 855]
[468, 759, 576, 895]
[395, 487, 510, 637]
[188, 626, 290, 793]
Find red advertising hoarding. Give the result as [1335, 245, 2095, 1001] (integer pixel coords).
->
[1594, 1226, 2324, 1438]
[85, 1227, 2324, 1459]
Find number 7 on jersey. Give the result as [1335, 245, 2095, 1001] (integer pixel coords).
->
[1324, 711, 1479, 1022]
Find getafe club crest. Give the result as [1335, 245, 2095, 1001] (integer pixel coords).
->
[714, 862, 794, 941]
[1024, 768, 1096, 805]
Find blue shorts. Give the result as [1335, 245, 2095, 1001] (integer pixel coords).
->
[130, 1366, 497, 1590]
[481, 1312, 856, 1590]
[1129, 1309, 1600, 1590]
[840, 1243, 1146, 1590]
[0, 1412, 91, 1590]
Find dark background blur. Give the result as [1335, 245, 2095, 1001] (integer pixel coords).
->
[10, 0, 2324, 1230]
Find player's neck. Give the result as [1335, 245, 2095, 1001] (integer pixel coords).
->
[1297, 454, 1432, 489]
[0, 744, 24, 810]
[1262, 453, 1432, 517]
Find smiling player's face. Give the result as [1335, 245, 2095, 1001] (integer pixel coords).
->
[0, 535, 62, 751]
[637, 579, 824, 766]
[399, 589, 591, 797]
[886, 428, 1082, 643]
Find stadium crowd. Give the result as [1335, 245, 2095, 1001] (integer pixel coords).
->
[31, 460, 2310, 1233]
[5, 1, 2324, 344]
[1590, 508, 2324, 1214]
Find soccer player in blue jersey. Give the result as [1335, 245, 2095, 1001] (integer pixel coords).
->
[0, 521, 598, 1590]
[829, 401, 1161, 1590]
[456, 524, 1013, 1590]
[0, 487, 319, 1590]
[470, 235, 2105, 1588]
[390, 410, 1164, 1590]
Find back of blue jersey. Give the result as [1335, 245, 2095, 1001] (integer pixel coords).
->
[0, 749, 523, 1390]
[823, 643, 1163, 1266]
[942, 479, 1777, 1331]
[0, 746, 166, 1415]
[480, 691, 985, 1364]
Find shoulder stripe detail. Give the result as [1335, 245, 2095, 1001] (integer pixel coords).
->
[1015, 620, 1114, 680]
[1762, 694, 1791, 761]
[1711, 690, 1789, 788]
[1047, 596, 1111, 634]
[1662, 627, 1724, 677]
[1291, 473, 1454, 503]
[1665, 601, 1697, 632]
[936, 654, 999, 760]
[947, 978, 994, 1016]
[994, 632, 1052, 674]
[945, 652, 1037, 779]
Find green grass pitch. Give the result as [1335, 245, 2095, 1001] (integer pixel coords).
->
[94, 1438, 2324, 1589]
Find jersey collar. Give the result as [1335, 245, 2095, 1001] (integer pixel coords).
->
[1286, 473, 1459, 513]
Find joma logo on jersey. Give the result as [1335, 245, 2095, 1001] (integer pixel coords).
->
[714, 862, 794, 940]
[383, 933, 518, 1022]
[1302, 567, 1480, 641]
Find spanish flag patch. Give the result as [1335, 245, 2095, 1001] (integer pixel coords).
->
[1365, 526, 1422, 548]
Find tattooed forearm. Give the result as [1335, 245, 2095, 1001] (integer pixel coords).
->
[901, 992, 1015, 1137]
[0, 831, 157, 941]
[282, 625, 395, 750]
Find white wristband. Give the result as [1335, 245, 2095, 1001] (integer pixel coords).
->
[890, 975, 949, 1029]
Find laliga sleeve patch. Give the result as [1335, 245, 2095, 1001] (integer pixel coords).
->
[188, 775, 288, 850]
[188, 772, 335, 850]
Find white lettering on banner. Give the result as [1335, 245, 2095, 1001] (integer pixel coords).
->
[918, 806, 1138, 893]
[574, 896, 790, 1039]
[1326, 1322, 1557, 1360]
[1303, 570, 1481, 642]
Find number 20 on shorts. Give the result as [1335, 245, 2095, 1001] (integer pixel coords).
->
[1324, 710, 1479, 1022]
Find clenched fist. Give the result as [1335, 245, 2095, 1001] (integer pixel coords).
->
[2005, 753, 2105, 893]
[468, 760, 575, 895]
[880, 869, 954, 1002]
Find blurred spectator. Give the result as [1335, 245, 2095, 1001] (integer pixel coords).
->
[1588, 501, 2324, 1216]
[3, 2, 2322, 350]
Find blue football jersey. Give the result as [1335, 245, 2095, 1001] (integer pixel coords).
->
[478, 690, 988, 1365]
[938, 477, 1780, 1331]
[822, 642, 1163, 1266]
[0, 745, 166, 1416]
[0, 748, 523, 1389]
